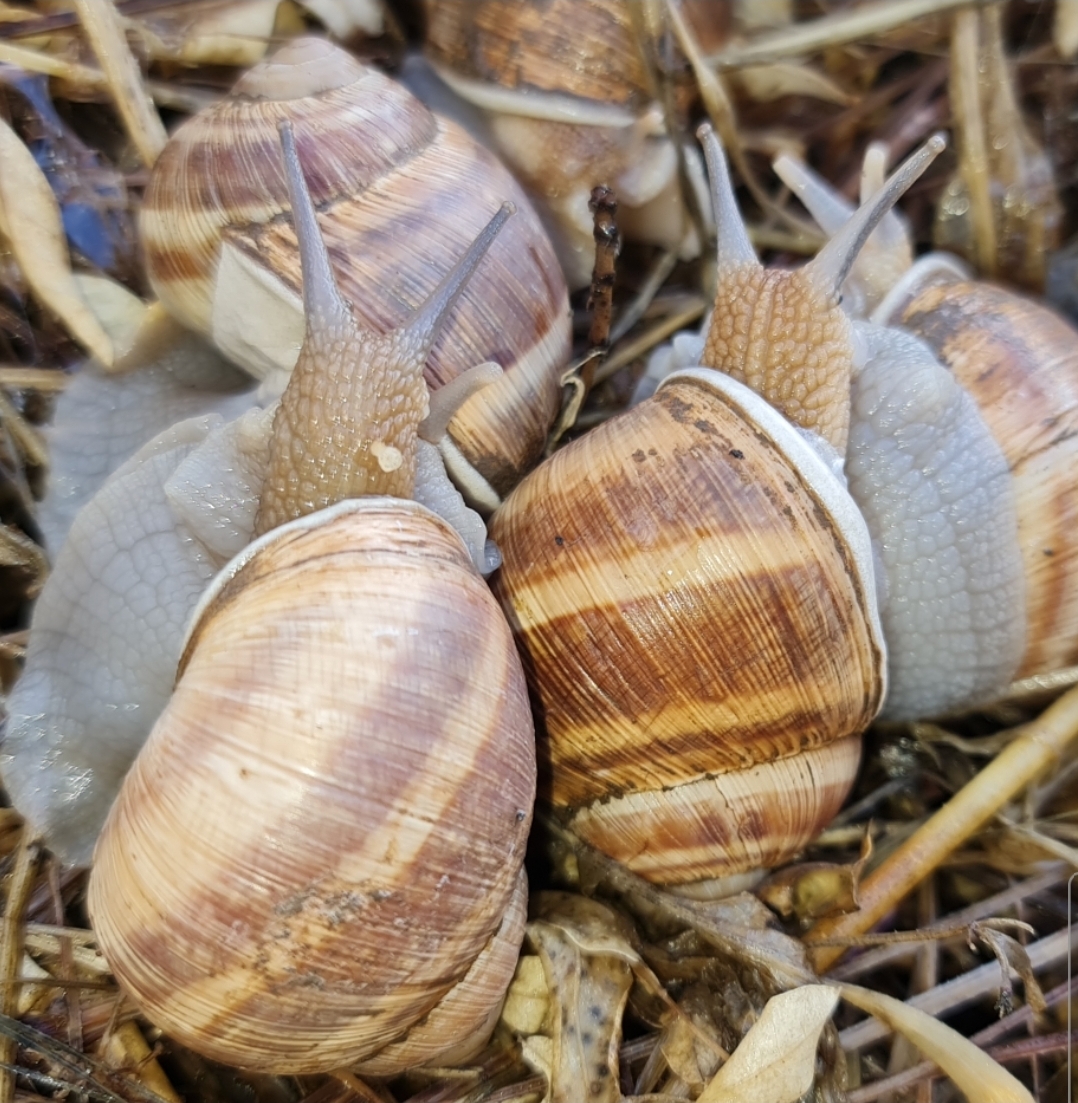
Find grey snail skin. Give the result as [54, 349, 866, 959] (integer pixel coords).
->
[86, 123, 537, 1076]
[772, 145, 1078, 713]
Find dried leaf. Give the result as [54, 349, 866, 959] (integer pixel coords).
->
[698, 985, 838, 1103]
[0, 118, 113, 365]
[839, 983, 1035, 1103]
[970, 923, 1048, 1017]
[506, 894, 641, 1103]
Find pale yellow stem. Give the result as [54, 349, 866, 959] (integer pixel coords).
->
[807, 684, 1078, 971]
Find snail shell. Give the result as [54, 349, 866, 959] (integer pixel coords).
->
[490, 368, 885, 884]
[89, 500, 536, 1074]
[141, 37, 571, 500]
[421, 0, 725, 287]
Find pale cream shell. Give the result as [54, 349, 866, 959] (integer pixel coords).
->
[90, 498, 536, 1073]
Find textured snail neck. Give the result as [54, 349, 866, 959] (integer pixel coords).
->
[233, 37, 367, 100]
[702, 266, 854, 453]
[253, 123, 511, 537]
[697, 127, 947, 454]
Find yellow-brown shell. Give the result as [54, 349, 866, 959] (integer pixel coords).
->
[895, 280, 1078, 681]
[489, 370, 886, 884]
[140, 39, 570, 496]
[89, 499, 536, 1074]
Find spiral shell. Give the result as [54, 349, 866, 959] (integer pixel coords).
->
[141, 38, 570, 498]
[489, 370, 886, 884]
[89, 498, 536, 1074]
[421, 0, 726, 287]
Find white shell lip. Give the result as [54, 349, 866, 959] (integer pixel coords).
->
[870, 252, 971, 326]
[428, 61, 639, 128]
[658, 366, 888, 701]
[181, 497, 470, 656]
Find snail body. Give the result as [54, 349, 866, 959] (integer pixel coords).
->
[85, 124, 537, 1075]
[775, 148, 1078, 696]
[487, 130, 959, 884]
[141, 37, 571, 503]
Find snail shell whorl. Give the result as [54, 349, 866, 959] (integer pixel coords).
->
[89, 499, 536, 1074]
[490, 370, 885, 883]
[141, 39, 570, 494]
[893, 280, 1078, 681]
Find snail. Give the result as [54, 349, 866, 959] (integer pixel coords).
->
[484, 129, 971, 887]
[772, 144, 1078, 693]
[140, 35, 571, 506]
[85, 121, 537, 1075]
[419, 0, 725, 287]
[613, 127, 1065, 736]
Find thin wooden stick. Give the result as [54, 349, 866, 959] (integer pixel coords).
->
[807, 684, 1078, 971]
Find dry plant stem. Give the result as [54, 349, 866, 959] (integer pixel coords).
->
[72, 0, 166, 167]
[608, 251, 681, 347]
[665, 0, 816, 237]
[0, 42, 108, 91]
[591, 300, 707, 385]
[829, 865, 1069, 980]
[0, 368, 69, 393]
[0, 836, 38, 1103]
[0, 392, 46, 470]
[950, 8, 998, 277]
[706, 0, 995, 70]
[838, 924, 1076, 1052]
[587, 186, 620, 358]
[807, 683, 1078, 971]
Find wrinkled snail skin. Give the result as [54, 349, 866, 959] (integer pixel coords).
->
[140, 36, 571, 500]
[775, 147, 1078, 702]
[485, 128, 976, 886]
[88, 123, 537, 1075]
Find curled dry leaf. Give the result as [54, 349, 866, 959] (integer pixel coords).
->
[697, 985, 838, 1103]
[506, 893, 637, 1103]
[0, 118, 114, 366]
[969, 922, 1048, 1018]
[838, 983, 1034, 1103]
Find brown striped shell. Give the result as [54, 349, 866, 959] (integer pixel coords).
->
[141, 37, 570, 499]
[489, 369, 886, 885]
[421, 0, 728, 287]
[884, 276, 1078, 682]
[88, 498, 537, 1074]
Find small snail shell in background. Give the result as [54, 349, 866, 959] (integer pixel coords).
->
[420, 0, 727, 287]
[775, 146, 1078, 698]
[140, 36, 571, 503]
[486, 128, 962, 886]
[88, 123, 537, 1074]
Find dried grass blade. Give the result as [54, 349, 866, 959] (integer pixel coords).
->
[73, 0, 167, 167]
